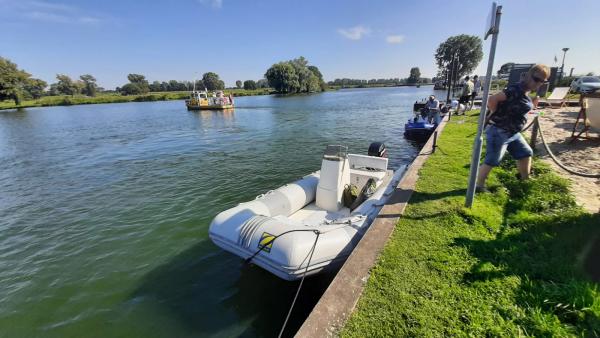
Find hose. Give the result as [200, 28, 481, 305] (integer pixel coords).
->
[535, 118, 600, 178]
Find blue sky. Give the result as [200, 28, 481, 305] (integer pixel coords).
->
[1, 0, 599, 89]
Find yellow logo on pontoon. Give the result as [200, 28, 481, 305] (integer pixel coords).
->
[258, 232, 275, 253]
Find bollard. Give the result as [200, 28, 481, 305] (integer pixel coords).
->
[529, 116, 539, 150]
[432, 131, 438, 153]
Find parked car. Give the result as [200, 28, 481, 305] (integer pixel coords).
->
[570, 76, 600, 93]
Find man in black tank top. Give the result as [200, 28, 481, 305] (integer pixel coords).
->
[476, 64, 550, 192]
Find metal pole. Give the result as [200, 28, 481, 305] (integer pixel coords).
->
[453, 55, 460, 98]
[559, 48, 569, 83]
[465, 5, 502, 208]
[446, 53, 455, 103]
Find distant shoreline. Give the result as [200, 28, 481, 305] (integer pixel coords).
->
[0, 88, 273, 111]
[0, 85, 437, 111]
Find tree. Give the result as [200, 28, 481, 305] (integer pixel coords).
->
[23, 78, 47, 99]
[120, 83, 145, 95]
[408, 67, 421, 84]
[79, 74, 97, 97]
[265, 62, 299, 93]
[119, 74, 149, 95]
[265, 57, 325, 94]
[243, 80, 257, 90]
[202, 72, 225, 91]
[497, 62, 515, 78]
[168, 80, 187, 91]
[308, 65, 326, 91]
[149, 81, 162, 92]
[256, 79, 269, 88]
[236, 80, 242, 89]
[0, 57, 31, 105]
[127, 74, 147, 84]
[435, 35, 483, 80]
[55, 74, 79, 96]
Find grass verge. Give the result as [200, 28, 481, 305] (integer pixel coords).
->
[0, 88, 273, 110]
[341, 111, 599, 336]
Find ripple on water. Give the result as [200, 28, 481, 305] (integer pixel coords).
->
[0, 87, 435, 337]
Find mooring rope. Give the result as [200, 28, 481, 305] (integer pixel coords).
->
[521, 118, 536, 132]
[278, 230, 320, 338]
[243, 228, 322, 338]
[534, 118, 600, 178]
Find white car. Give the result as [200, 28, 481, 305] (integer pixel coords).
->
[570, 76, 600, 94]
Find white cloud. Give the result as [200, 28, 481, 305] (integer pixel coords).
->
[78, 16, 101, 24]
[337, 25, 370, 40]
[26, 11, 69, 23]
[386, 35, 405, 44]
[198, 0, 223, 9]
[7, 1, 102, 25]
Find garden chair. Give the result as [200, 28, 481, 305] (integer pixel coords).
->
[540, 87, 570, 108]
[571, 92, 600, 142]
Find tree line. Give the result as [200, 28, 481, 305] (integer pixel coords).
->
[327, 68, 432, 87]
[1, 56, 269, 104]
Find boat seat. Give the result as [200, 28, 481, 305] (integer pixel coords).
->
[349, 168, 386, 190]
[288, 202, 350, 225]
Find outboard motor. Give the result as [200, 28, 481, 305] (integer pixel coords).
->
[316, 145, 351, 212]
[368, 142, 387, 158]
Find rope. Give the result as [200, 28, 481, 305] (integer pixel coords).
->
[535, 118, 600, 178]
[244, 228, 322, 338]
[244, 229, 319, 264]
[278, 230, 320, 338]
[521, 118, 536, 132]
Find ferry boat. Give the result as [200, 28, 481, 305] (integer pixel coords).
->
[186, 89, 234, 110]
[209, 143, 407, 280]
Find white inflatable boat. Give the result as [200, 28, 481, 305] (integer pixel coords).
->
[209, 144, 406, 280]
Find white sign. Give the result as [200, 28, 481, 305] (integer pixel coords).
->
[484, 2, 497, 40]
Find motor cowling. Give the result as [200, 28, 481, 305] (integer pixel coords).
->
[368, 142, 387, 158]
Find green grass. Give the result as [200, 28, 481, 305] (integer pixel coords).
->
[0, 88, 273, 110]
[341, 111, 600, 337]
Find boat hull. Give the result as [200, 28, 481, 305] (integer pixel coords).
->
[209, 165, 407, 280]
[186, 104, 234, 110]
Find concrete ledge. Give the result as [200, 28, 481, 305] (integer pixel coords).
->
[295, 116, 450, 337]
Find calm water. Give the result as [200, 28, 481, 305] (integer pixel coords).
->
[0, 87, 441, 337]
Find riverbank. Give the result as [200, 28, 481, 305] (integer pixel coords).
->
[0, 88, 273, 110]
[339, 111, 599, 336]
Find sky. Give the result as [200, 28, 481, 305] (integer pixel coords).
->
[1, 0, 599, 89]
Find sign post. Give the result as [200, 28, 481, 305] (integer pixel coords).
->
[465, 3, 502, 208]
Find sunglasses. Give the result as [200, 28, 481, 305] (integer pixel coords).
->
[532, 75, 547, 83]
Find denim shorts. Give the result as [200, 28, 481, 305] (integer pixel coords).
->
[484, 125, 533, 166]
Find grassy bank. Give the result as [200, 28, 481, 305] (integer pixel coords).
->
[0, 88, 273, 110]
[341, 112, 599, 336]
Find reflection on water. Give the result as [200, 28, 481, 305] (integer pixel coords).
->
[0, 87, 439, 337]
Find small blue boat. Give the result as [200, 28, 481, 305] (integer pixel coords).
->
[404, 119, 435, 141]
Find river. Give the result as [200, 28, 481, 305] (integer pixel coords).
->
[0, 87, 442, 337]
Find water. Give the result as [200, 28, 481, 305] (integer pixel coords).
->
[0, 87, 440, 337]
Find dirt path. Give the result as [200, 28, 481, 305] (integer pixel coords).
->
[526, 107, 600, 213]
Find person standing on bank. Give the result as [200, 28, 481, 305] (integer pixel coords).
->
[476, 64, 550, 192]
[471, 75, 482, 106]
[459, 76, 474, 114]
